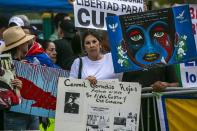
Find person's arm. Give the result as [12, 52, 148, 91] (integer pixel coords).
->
[151, 81, 179, 92]
[11, 78, 22, 89]
[151, 65, 180, 92]
[11, 78, 22, 97]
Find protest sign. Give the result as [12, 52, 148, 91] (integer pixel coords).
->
[180, 60, 197, 87]
[55, 78, 141, 131]
[106, 5, 197, 73]
[180, 4, 197, 87]
[74, 0, 144, 30]
[10, 61, 69, 118]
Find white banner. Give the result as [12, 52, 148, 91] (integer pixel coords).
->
[180, 4, 197, 88]
[55, 78, 141, 131]
[180, 61, 197, 87]
[74, 0, 144, 30]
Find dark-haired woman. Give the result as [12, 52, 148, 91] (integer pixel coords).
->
[70, 30, 122, 84]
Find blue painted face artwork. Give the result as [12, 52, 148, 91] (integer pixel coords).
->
[125, 21, 174, 67]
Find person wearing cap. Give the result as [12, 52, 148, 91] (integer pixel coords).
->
[8, 15, 30, 27]
[64, 94, 79, 114]
[9, 15, 43, 40]
[8, 16, 25, 27]
[2, 26, 39, 130]
[53, 19, 77, 70]
[8, 15, 34, 49]
[9, 15, 58, 68]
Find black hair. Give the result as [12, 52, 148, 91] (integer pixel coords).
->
[8, 22, 18, 27]
[82, 30, 102, 50]
[0, 15, 9, 29]
[59, 20, 76, 33]
[54, 13, 69, 29]
[3, 47, 17, 59]
[59, 20, 76, 39]
[71, 32, 82, 56]
[38, 39, 53, 51]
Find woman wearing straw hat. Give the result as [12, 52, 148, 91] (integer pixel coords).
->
[2, 26, 39, 130]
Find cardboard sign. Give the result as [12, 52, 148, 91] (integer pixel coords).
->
[74, 0, 144, 30]
[106, 5, 196, 73]
[55, 78, 141, 131]
[180, 60, 197, 87]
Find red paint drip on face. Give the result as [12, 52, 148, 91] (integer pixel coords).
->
[156, 33, 173, 59]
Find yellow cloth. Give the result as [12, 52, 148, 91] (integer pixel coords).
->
[165, 98, 197, 131]
[39, 118, 55, 131]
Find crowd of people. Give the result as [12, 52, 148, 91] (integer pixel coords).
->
[0, 3, 181, 130]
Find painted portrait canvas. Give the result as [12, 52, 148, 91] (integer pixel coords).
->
[106, 5, 196, 73]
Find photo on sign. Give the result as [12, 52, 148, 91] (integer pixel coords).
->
[113, 111, 137, 131]
[64, 92, 80, 114]
[86, 106, 110, 131]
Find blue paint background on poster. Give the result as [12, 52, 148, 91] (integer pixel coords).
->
[172, 5, 197, 62]
[106, 5, 196, 73]
[106, 16, 141, 72]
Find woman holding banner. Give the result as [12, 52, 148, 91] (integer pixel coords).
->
[70, 30, 122, 83]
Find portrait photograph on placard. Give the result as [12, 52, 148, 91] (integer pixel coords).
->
[64, 92, 80, 114]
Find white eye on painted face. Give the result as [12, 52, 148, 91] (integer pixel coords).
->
[130, 34, 143, 41]
[154, 32, 164, 38]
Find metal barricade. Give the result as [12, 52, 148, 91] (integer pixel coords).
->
[139, 87, 197, 131]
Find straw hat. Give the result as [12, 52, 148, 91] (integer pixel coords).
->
[3, 26, 34, 52]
